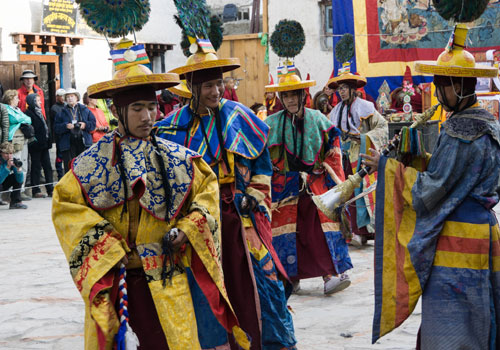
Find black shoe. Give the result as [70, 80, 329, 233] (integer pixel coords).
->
[9, 202, 28, 209]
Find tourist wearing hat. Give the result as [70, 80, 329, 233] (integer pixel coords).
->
[53, 35, 249, 349]
[24, 93, 53, 198]
[361, 24, 500, 348]
[264, 19, 352, 298]
[17, 70, 46, 120]
[156, 7, 296, 348]
[328, 63, 388, 246]
[50, 88, 66, 180]
[54, 88, 96, 173]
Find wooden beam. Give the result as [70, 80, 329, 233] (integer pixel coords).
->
[46, 35, 57, 45]
[223, 33, 260, 41]
[11, 34, 26, 45]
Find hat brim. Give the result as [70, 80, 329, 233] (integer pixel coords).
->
[170, 58, 240, 80]
[328, 74, 366, 89]
[64, 92, 81, 100]
[265, 80, 316, 93]
[168, 83, 192, 99]
[87, 73, 180, 99]
[415, 61, 498, 78]
[20, 75, 38, 80]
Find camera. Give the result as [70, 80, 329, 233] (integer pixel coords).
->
[13, 158, 23, 168]
[74, 122, 81, 130]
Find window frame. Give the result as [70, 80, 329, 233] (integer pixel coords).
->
[319, 0, 334, 51]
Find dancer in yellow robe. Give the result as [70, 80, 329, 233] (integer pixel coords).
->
[52, 38, 249, 350]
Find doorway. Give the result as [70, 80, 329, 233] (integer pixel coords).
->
[39, 62, 56, 113]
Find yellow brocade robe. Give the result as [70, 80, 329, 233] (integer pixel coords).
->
[52, 133, 248, 350]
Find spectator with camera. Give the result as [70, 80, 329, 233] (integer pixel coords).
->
[54, 88, 95, 173]
[24, 93, 53, 198]
[0, 142, 27, 209]
[83, 92, 109, 143]
[2, 89, 32, 199]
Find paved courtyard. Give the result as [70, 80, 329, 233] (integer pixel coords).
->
[0, 196, 498, 349]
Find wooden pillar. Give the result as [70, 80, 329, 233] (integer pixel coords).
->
[250, 0, 260, 33]
[263, 0, 268, 34]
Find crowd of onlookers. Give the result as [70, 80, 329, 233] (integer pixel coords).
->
[0, 69, 198, 210]
[0, 70, 121, 209]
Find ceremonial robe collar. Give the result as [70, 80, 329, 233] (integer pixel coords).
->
[71, 131, 199, 221]
[443, 107, 500, 146]
[266, 108, 340, 165]
[330, 97, 376, 136]
[158, 98, 269, 165]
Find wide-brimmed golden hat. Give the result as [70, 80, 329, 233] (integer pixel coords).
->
[88, 39, 180, 99]
[415, 24, 498, 78]
[170, 38, 240, 80]
[265, 61, 316, 93]
[327, 62, 367, 89]
[168, 80, 192, 99]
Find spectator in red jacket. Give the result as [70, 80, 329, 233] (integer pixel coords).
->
[83, 92, 109, 143]
[222, 77, 239, 101]
[17, 70, 46, 120]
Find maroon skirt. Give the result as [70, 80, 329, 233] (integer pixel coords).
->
[116, 268, 169, 349]
[220, 184, 262, 350]
[294, 193, 337, 281]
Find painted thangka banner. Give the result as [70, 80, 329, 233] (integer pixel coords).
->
[42, 0, 77, 35]
[332, 0, 500, 99]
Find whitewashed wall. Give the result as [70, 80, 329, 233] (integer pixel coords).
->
[0, 1, 32, 61]
[268, 0, 333, 96]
